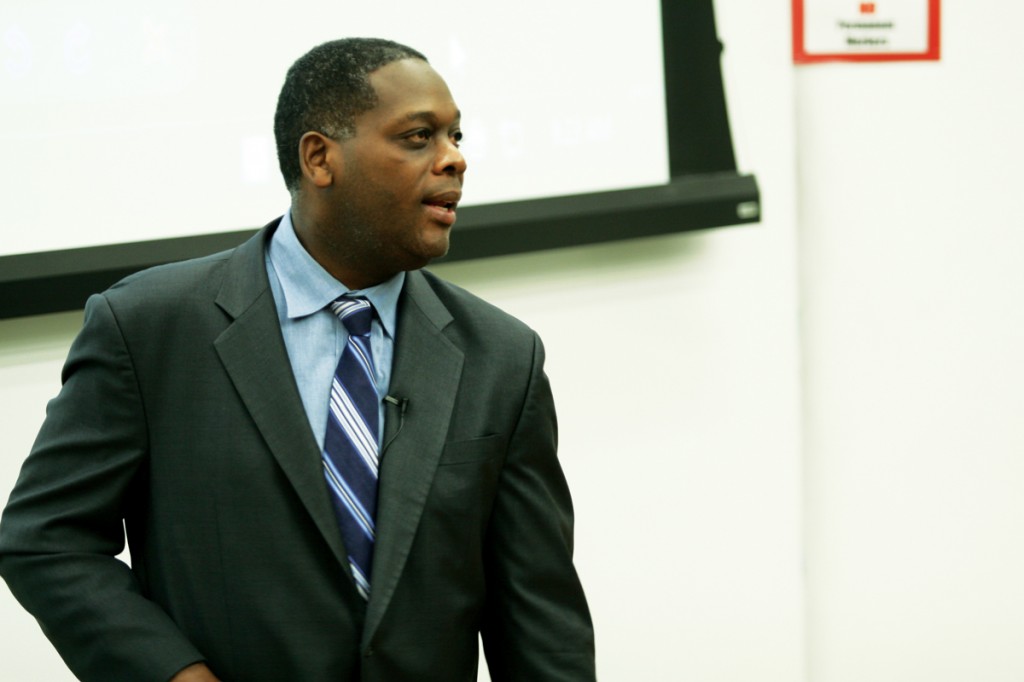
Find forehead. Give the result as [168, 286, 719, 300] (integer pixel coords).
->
[363, 59, 459, 124]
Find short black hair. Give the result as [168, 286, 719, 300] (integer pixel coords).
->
[274, 38, 428, 192]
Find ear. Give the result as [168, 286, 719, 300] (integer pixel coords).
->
[298, 132, 339, 189]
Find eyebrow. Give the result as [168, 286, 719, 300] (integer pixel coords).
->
[402, 110, 462, 125]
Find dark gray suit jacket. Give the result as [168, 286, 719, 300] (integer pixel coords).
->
[0, 223, 594, 681]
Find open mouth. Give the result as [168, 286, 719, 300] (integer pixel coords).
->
[422, 199, 458, 227]
[423, 191, 460, 209]
[422, 191, 461, 226]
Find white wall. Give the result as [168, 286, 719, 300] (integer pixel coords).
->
[798, 2, 1024, 681]
[0, 3, 807, 680]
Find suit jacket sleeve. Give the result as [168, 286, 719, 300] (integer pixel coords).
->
[480, 333, 596, 681]
[0, 293, 205, 682]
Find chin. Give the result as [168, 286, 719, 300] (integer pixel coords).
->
[418, 232, 452, 261]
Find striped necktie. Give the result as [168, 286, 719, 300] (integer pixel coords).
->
[323, 296, 379, 600]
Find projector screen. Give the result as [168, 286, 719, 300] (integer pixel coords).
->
[0, 0, 668, 258]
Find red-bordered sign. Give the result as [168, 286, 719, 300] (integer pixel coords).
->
[793, 0, 941, 63]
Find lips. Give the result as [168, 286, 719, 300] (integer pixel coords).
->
[422, 190, 461, 227]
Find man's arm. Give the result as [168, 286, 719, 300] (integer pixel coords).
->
[480, 333, 596, 681]
[0, 294, 206, 681]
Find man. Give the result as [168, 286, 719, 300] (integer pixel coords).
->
[0, 38, 594, 681]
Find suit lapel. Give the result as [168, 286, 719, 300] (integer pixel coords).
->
[210, 233, 464, 632]
[363, 270, 464, 646]
[212, 224, 352, 577]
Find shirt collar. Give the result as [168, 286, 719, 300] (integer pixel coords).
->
[268, 211, 405, 340]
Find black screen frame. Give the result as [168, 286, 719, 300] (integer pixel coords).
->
[0, 0, 758, 319]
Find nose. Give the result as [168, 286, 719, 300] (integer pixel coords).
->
[436, 138, 467, 176]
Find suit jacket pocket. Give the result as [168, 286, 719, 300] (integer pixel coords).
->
[439, 434, 506, 465]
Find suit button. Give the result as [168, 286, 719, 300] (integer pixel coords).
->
[365, 646, 375, 658]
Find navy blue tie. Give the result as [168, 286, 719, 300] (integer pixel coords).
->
[322, 297, 379, 600]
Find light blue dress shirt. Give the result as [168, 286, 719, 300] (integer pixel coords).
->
[265, 211, 404, 448]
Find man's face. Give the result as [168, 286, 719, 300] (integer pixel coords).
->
[322, 58, 466, 284]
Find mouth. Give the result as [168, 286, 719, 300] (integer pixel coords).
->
[422, 191, 461, 227]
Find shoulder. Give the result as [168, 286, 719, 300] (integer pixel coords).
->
[411, 268, 537, 343]
[100, 228, 270, 318]
[107, 249, 233, 301]
[73, 249, 237, 351]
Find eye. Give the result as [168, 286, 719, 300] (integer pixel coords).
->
[451, 130, 463, 147]
[404, 128, 432, 145]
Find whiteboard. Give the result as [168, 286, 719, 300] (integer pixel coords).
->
[0, 0, 668, 257]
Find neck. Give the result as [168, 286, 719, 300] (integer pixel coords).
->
[289, 199, 391, 290]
